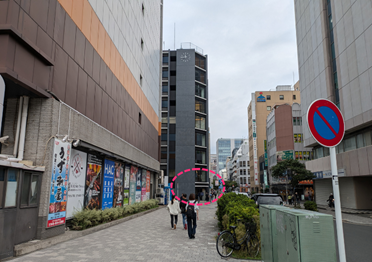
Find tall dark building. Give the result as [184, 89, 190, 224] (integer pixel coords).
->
[161, 46, 209, 198]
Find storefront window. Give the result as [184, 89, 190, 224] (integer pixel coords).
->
[0, 168, 4, 208]
[21, 173, 39, 206]
[5, 169, 18, 207]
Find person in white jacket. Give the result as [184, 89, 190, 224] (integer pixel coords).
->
[167, 195, 181, 229]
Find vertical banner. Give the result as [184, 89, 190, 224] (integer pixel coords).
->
[66, 149, 87, 219]
[264, 140, 268, 167]
[146, 171, 151, 200]
[124, 165, 130, 205]
[47, 138, 71, 228]
[102, 159, 115, 210]
[113, 162, 124, 207]
[136, 168, 142, 202]
[141, 169, 147, 201]
[129, 166, 137, 205]
[85, 155, 102, 210]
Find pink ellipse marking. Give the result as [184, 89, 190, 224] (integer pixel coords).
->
[171, 167, 226, 207]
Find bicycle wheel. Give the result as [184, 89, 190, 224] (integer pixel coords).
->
[216, 231, 235, 257]
[246, 234, 260, 258]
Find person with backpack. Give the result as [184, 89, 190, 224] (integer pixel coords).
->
[167, 194, 181, 229]
[186, 193, 199, 239]
[180, 193, 188, 230]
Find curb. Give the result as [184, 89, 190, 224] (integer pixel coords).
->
[14, 206, 164, 257]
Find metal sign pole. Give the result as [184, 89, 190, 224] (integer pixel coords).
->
[330, 146, 346, 262]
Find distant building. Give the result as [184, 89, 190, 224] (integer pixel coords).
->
[216, 138, 244, 173]
[266, 103, 312, 197]
[248, 83, 300, 193]
[161, 45, 209, 198]
[231, 140, 250, 192]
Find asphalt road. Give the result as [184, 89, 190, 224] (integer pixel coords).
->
[337, 221, 372, 262]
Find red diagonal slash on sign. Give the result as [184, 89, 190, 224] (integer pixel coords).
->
[315, 108, 337, 136]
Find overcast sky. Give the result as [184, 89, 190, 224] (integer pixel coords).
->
[163, 0, 299, 154]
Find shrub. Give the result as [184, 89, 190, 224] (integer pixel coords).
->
[304, 201, 318, 211]
[71, 199, 159, 230]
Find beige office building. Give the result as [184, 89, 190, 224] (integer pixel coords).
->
[247, 84, 300, 193]
[294, 0, 372, 209]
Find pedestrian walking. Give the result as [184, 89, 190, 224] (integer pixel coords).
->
[308, 190, 313, 201]
[167, 195, 181, 230]
[288, 194, 292, 205]
[186, 193, 199, 239]
[180, 193, 188, 230]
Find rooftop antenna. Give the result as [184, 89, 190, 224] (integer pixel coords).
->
[174, 23, 176, 50]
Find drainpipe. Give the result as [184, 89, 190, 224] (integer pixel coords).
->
[8, 96, 29, 162]
[13, 96, 23, 157]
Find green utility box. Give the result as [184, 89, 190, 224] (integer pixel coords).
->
[276, 209, 337, 262]
[260, 205, 290, 262]
[260, 206, 337, 262]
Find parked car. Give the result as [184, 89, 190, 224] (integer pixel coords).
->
[251, 193, 283, 208]
[235, 192, 251, 198]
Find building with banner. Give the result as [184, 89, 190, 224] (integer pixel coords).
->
[294, 0, 372, 210]
[247, 83, 300, 193]
[266, 103, 312, 198]
[161, 45, 210, 199]
[0, 0, 162, 259]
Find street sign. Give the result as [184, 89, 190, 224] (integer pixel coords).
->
[307, 98, 346, 262]
[307, 99, 345, 147]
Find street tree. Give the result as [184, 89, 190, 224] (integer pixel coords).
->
[224, 180, 238, 192]
[271, 159, 315, 189]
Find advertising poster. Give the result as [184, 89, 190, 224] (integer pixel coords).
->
[141, 169, 147, 201]
[277, 150, 294, 162]
[298, 134, 302, 143]
[102, 159, 115, 210]
[136, 168, 142, 203]
[294, 134, 298, 143]
[299, 151, 303, 160]
[306, 151, 310, 160]
[129, 166, 137, 205]
[113, 162, 124, 207]
[85, 154, 102, 210]
[123, 165, 130, 205]
[295, 151, 299, 160]
[66, 149, 87, 220]
[146, 171, 151, 200]
[47, 138, 71, 228]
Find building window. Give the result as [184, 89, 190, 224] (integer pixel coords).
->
[195, 170, 207, 182]
[195, 133, 206, 147]
[293, 94, 296, 100]
[195, 115, 206, 130]
[196, 150, 206, 164]
[162, 69, 168, 79]
[279, 95, 284, 100]
[195, 100, 206, 113]
[161, 130, 167, 141]
[266, 95, 271, 100]
[162, 55, 169, 64]
[294, 134, 302, 143]
[195, 54, 206, 69]
[162, 83, 168, 95]
[21, 173, 39, 207]
[267, 106, 271, 111]
[2, 168, 19, 208]
[138, 113, 142, 124]
[170, 100, 176, 106]
[170, 71, 176, 76]
[195, 84, 205, 98]
[170, 85, 176, 91]
[195, 69, 206, 84]
[162, 98, 168, 110]
[344, 137, 356, 151]
[170, 56, 176, 62]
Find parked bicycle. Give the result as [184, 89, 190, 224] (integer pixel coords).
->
[216, 218, 260, 258]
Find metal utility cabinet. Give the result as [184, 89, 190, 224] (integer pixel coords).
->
[260, 206, 337, 262]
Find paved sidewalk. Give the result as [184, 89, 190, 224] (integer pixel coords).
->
[10, 202, 260, 262]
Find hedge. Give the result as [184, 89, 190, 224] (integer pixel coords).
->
[71, 199, 159, 230]
[304, 201, 318, 211]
